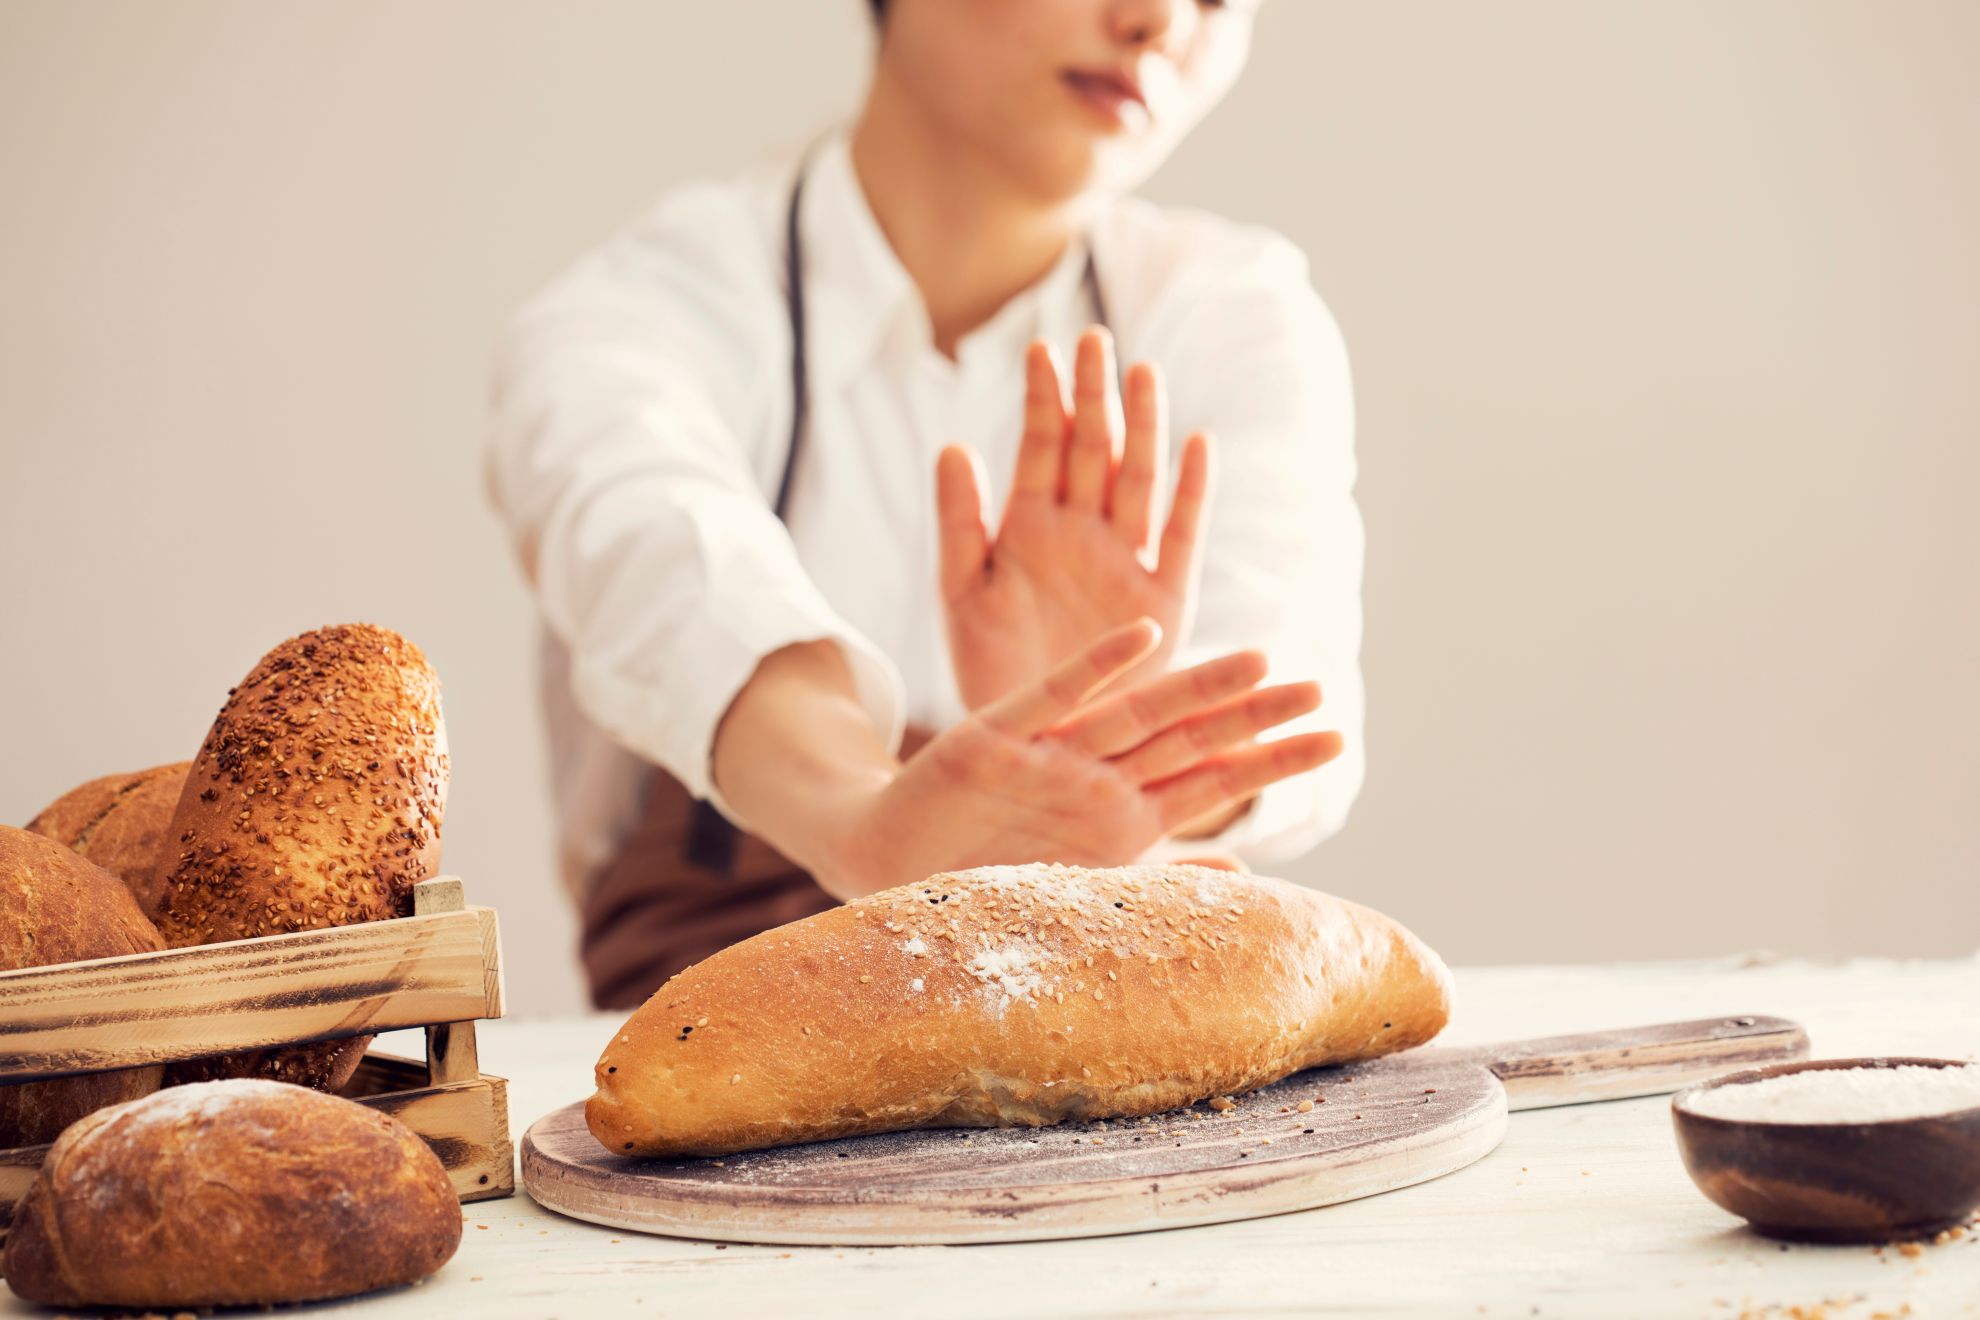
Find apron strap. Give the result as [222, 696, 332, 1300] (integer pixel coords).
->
[686, 161, 1111, 875]
[681, 161, 815, 873]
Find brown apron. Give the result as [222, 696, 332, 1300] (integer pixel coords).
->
[579, 728, 931, 1009]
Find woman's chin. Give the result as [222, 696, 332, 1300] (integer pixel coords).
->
[998, 132, 1166, 205]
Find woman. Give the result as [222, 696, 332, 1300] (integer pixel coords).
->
[489, 0, 1364, 1008]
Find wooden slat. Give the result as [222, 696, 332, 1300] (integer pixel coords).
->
[0, 906, 504, 1081]
[346, 1049, 516, 1203]
[425, 1021, 482, 1085]
[0, 1143, 41, 1234]
[346, 1051, 431, 1096]
[365, 1075, 516, 1203]
[412, 877, 487, 1087]
[413, 875, 467, 915]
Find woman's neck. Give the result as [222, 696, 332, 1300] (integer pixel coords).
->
[851, 70, 1084, 358]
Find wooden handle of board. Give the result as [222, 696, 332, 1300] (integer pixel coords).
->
[1438, 1015, 1809, 1111]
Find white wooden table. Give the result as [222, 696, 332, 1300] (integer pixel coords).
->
[13, 956, 1980, 1317]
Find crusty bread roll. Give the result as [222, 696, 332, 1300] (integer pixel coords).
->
[25, 761, 189, 920]
[0, 826, 166, 1145]
[588, 863, 1452, 1158]
[156, 623, 448, 1092]
[3, 1079, 461, 1308]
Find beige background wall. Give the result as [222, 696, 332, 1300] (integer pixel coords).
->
[3, 3, 1974, 1015]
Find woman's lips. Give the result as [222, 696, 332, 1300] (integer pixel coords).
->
[1062, 69, 1150, 131]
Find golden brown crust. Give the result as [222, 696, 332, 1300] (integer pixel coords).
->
[0, 826, 167, 1145]
[26, 761, 190, 920]
[1, 1079, 462, 1308]
[156, 624, 448, 1091]
[587, 863, 1452, 1157]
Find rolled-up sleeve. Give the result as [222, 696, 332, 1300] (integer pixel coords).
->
[486, 185, 904, 809]
[1157, 230, 1366, 863]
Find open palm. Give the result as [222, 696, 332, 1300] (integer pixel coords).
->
[828, 620, 1337, 897]
[936, 328, 1213, 711]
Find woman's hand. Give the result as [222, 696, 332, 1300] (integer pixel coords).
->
[814, 620, 1339, 899]
[936, 328, 1213, 710]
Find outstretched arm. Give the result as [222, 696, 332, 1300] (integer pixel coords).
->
[713, 621, 1339, 900]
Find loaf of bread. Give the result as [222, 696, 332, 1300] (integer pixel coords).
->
[156, 623, 448, 1091]
[588, 863, 1451, 1158]
[26, 761, 189, 919]
[0, 826, 166, 1145]
[3, 1079, 461, 1308]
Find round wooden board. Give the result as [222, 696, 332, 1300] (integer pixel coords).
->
[521, 1055, 1509, 1245]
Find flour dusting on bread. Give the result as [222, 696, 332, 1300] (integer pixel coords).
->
[966, 941, 1051, 1014]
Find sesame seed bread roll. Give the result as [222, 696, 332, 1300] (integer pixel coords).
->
[26, 761, 190, 920]
[2, 1080, 461, 1309]
[587, 864, 1452, 1158]
[156, 624, 448, 1092]
[0, 826, 166, 1145]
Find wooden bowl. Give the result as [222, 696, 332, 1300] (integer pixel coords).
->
[1672, 1057, 1980, 1243]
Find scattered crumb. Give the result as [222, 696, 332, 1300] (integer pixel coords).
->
[1297, 1099, 1315, 1113]
[1897, 1242, 1923, 1258]
[1209, 1096, 1235, 1112]
[1735, 1296, 1879, 1320]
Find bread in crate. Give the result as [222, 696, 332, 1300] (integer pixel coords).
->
[0, 828, 166, 1146]
[1, 623, 510, 1220]
[24, 762, 187, 921]
[154, 623, 449, 1092]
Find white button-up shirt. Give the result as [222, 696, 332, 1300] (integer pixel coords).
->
[488, 133, 1364, 898]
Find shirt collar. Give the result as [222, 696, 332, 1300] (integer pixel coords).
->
[797, 132, 1101, 392]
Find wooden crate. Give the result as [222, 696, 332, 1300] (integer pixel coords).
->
[0, 875, 514, 1232]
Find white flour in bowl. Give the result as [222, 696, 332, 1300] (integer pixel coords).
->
[1682, 1063, 1980, 1123]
